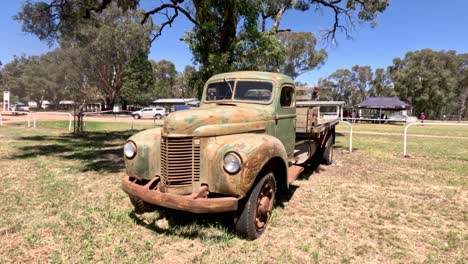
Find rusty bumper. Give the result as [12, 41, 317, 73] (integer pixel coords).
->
[121, 176, 238, 214]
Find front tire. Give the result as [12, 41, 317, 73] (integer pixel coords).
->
[133, 114, 141, 120]
[128, 194, 154, 213]
[235, 172, 276, 240]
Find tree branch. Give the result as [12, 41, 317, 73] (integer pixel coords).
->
[271, 0, 291, 33]
[142, 3, 199, 26]
[313, 0, 353, 43]
[150, 8, 179, 42]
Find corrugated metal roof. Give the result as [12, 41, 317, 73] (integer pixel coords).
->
[356, 97, 411, 110]
[297, 101, 345, 107]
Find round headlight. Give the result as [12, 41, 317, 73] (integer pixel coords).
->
[223, 152, 242, 174]
[123, 141, 137, 159]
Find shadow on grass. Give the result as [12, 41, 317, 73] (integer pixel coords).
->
[334, 132, 359, 152]
[11, 131, 136, 173]
[129, 209, 237, 241]
[128, 155, 327, 240]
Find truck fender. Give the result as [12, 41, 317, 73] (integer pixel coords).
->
[206, 133, 288, 198]
[124, 127, 162, 180]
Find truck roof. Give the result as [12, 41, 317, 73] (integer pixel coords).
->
[207, 71, 293, 85]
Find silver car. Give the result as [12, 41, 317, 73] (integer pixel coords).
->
[11, 104, 29, 114]
[132, 107, 166, 119]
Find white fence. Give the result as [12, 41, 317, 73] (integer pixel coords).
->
[338, 121, 353, 152]
[33, 112, 73, 131]
[0, 111, 32, 127]
[82, 111, 135, 131]
[403, 122, 468, 157]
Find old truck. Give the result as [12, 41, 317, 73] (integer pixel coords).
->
[122, 71, 340, 239]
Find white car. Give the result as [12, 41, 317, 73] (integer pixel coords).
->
[132, 107, 166, 119]
[11, 104, 30, 114]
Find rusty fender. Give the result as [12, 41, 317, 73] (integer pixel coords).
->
[124, 127, 162, 180]
[202, 133, 288, 198]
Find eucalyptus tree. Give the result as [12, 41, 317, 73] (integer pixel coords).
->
[16, 0, 389, 95]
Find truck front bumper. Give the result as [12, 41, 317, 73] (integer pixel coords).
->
[121, 176, 238, 214]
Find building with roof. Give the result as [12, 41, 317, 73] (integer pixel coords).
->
[354, 97, 412, 121]
[355, 97, 411, 110]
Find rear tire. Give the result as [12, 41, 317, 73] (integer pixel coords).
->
[155, 114, 162, 120]
[235, 172, 276, 240]
[321, 136, 334, 165]
[128, 194, 154, 213]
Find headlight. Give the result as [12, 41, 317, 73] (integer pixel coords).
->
[123, 141, 137, 159]
[223, 152, 242, 174]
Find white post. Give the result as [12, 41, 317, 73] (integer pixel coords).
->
[340, 107, 343, 121]
[68, 113, 72, 132]
[27, 112, 30, 127]
[33, 113, 36, 128]
[403, 122, 468, 157]
[339, 121, 353, 152]
[3, 91, 10, 112]
[403, 123, 409, 156]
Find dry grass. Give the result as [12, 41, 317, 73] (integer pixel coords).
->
[0, 123, 466, 263]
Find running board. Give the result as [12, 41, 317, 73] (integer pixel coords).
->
[287, 165, 304, 184]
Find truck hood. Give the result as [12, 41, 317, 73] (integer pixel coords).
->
[163, 105, 272, 136]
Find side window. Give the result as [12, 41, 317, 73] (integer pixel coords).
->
[280, 86, 294, 108]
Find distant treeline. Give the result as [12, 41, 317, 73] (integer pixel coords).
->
[319, 49, 468, 120]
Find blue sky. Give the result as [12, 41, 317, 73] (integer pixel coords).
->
[1, 0, 467, 85]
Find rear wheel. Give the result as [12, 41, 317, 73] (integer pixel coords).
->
[128, 194, 154, 213]
[321, 136, 334, 165]
[235, 172, 276, 240]
[155, 114, 162, 119]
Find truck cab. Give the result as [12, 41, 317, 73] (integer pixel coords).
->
[122, 71, 338, 239]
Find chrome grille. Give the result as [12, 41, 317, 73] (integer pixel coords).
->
[160, 137, 200, 187]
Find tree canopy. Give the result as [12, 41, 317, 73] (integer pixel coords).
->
[319, 65, 394, 106]
[389, 49, 468, 119]
[15, 0, 390, 95]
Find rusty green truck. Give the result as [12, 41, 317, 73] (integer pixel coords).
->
[122, 71, 340, 239]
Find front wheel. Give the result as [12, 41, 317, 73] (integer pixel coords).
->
[133, 114, 141, 120]
[235, 172, 276, 240]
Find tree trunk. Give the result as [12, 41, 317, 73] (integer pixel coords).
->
[35, 99, 42, 110]
[73, 104, 84, 133]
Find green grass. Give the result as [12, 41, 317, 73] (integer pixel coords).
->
[11, 120, 159, 132]
[0, 122, 466, 263]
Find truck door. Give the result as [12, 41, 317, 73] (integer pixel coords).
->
[275, 85, 296, 156]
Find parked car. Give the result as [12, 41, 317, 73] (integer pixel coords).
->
[131, 107, 166, 119]
[11, 103, 29, 114]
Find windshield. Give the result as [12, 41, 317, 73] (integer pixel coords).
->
[205, 80, 273, 102]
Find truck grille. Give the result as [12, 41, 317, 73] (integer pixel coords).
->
[160, 137, 200, 187]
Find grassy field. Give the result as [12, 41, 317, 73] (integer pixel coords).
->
[10, 120, 159, 132]
[0, 122, 466, 263]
